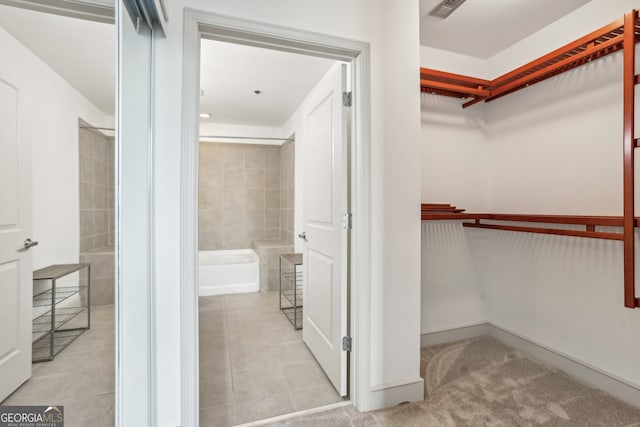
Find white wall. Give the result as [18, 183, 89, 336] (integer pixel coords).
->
[0, 24, 112, 271]
[420, 221, 486, 333]
[420, 0, 640, 394]
[486, 60, 622, 215]
[420, 45, 490, 79]
[419, 92, 489, 334]
[481, 0, 640, 391]
[151, 0, 423, 423]
[420, 94, 488, 212]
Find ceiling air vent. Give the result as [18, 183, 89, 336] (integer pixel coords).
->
[429, 0, 467, 19]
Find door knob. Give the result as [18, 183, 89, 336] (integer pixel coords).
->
[23, 238, 39, 250]
[297, 232, 307, 241]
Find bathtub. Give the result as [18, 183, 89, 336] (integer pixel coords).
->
[199, 249, 260, 296]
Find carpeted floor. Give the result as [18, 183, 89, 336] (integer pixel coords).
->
[269, 336, 640, 426]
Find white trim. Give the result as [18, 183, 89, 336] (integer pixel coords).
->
[116, 3, 154, 424]
[180, 9, 372, 424]
[420, 323, 640, 410]
[369, 377, 425, 393]
[365, 379, 425, 410]
[235, 401, 352, 427]
[0, 0, 114, 23]
[420, 323, 490, 347]
[351, 45, 372, 411]
[180, 10, 201, 427]
[489, 323, 640, 408]
[148, 22, 158, 427]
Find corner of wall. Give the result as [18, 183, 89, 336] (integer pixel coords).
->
[419, 45, 491, 79]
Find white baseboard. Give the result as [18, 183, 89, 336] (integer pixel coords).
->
[360, 377, 425, 411]
[420, 324, 490, 347]
[420, 323, 640, 410]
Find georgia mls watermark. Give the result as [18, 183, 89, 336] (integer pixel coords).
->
[0, 406, 64, 427]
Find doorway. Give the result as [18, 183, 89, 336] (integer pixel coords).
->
[196, 37, 350, 425]
[179, 9, 372, 427]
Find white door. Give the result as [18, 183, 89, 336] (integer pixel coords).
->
[0, 75, 32, 401]
[302, 64, 349, 396]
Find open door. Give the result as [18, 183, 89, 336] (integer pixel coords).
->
[0, 71, 32, 401]
[301, 63, 349, 396]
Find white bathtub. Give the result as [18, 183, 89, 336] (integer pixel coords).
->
[199, 249, 260, 296]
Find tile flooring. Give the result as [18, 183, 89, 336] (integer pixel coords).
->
[0, 304, 115, 427]
[199, 292, 343, 426]
[0, 293, 342, 427]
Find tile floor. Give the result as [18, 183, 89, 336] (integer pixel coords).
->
[199, 292, 343, 426]
[0, 304, 115, 427]
[0, 293, 342, 427]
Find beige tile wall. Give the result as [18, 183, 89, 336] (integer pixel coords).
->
[79, 126, 115, 306]
[280, 140, 295, 243]
[199, 142, 282, 250]
[79, 127, 114, 252]
[80, 248, 115, 305]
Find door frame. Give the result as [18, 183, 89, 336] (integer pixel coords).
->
[0, 0, 114, 23]
[180, 9, 371, 425]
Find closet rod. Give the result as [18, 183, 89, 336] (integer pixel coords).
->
[79, 127, 293, 142]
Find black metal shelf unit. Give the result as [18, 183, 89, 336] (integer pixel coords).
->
[279, 253, 303, 330]
[32, 263, 91, 362]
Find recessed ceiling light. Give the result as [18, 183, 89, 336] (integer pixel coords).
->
[199, 113, 211, 119]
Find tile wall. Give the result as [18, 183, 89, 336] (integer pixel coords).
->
[79, 127, 114, 252]
[199, 142, 284, 250]
[252, 240, 294, 292]
[79, 126, 115, 306]
[280, 140, 295, 243]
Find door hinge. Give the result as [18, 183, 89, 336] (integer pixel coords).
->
[342, 336, 352, 352]
[342, 213, 353, 229]
[343, 91, 352, 107]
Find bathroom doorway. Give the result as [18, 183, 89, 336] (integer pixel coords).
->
[196, 38, 350, 425]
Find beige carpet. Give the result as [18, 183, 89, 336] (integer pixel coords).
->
[270, 336, 640, 426]
[415, 336, 640, 426]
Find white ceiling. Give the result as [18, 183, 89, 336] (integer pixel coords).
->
[0, 5, 334, 127]
[0, 4, 115, 115]
[199, 39, 335, 127]
[420, 0, 593, 59]
[0, 1, 596, 119]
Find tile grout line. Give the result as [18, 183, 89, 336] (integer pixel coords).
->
[283, 361, 299, 413]
[199, 293, 341, 425]
[223, 294, 238, 425]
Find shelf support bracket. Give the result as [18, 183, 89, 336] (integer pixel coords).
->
[623, 10, 637, 308]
